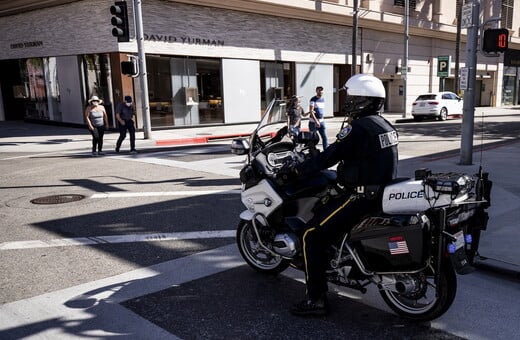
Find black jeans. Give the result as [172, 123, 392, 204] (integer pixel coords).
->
[116, 119, 136, 151]
[302, 194, 380, 299]
[91, 126, 105, 152]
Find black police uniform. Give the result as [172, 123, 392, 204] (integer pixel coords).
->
[295, 114, 398, 301]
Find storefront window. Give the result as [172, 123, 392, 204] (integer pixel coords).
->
[81, 54, 113, 124]
[147, 56, 173, 126]
[502, 67, 516, 106]
[20, 58, 48, 120]
[260, 61, 295, 111]
[147, 56, 223, 127]
[196, 58, 223, 124]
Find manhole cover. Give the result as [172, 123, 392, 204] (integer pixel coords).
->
[31, 194, 86, 205]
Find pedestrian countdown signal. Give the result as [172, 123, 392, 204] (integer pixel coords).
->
[482, 28, 508, 53]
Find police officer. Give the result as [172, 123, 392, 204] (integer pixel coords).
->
[288, 74, 399, 316]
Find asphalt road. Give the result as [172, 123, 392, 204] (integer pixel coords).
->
[1, 112, 519, 339]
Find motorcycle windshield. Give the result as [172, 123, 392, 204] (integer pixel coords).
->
[249, 99, 289, 154]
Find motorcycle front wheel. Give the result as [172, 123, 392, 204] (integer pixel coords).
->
[379, 260, 457, 322]
[236, 220, 290, 275]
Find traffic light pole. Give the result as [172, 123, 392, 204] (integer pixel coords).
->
[459, 0, 479, 165]
[134, 0, 152, 139]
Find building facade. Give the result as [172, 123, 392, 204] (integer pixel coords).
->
[0, 0, 519, 128]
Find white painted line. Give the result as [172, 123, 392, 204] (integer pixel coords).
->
[0, 151, 66, 160]
[0, 230, 235, 250]
[91, 189, 240, 198]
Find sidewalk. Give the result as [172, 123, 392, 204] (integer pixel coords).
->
[0, 111, 519, 276]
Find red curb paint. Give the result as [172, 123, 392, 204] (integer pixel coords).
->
[155, 133, 252, 146]
[156, 137, 208, 145]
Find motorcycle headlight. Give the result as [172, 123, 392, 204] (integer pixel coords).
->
[267, 151, 294, 168]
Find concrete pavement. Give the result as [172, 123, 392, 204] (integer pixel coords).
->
[0, 108, 519, 276]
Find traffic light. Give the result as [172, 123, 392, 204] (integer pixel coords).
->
[110, 1, 129, 42]
[482, 28, 508, 53]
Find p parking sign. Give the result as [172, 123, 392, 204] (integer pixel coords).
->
[437, 56, 451, 78]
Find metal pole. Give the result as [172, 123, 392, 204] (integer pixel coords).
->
[460, 0, 479, 165]
[134, 0, 152, 139]
[402, 0, 409, 118]
[455, 0, 463, 95]
[352, 0, 358, 76]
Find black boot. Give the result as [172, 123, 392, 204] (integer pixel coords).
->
[290, 296, 329, 316]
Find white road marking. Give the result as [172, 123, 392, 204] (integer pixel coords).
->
[119, 154, 243, 177]
[0, 230, 235, 250]
[91, 189, 240, 198]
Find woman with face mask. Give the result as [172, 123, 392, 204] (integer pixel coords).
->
[84, 95, 109, 156]
[115, 95, 137, 154]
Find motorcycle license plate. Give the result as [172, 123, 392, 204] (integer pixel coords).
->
[453, 231, 465, 250]
[450, 231, 475, 275]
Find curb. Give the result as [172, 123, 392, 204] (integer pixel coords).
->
[473, 257, 520, 279]
[394, 114, 462, 124]
[155, 132, 251, 146]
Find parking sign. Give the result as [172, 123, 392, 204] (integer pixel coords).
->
[437, 55, 451, 78]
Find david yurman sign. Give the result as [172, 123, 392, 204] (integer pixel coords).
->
[144, 34, 224, 46]
[10, 41, 43, 49]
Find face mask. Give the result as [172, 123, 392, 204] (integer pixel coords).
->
[125, 102, 132, 107]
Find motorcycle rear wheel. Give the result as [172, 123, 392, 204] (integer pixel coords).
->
[379, 260, 457, 322]
[236, 220, 290, 275]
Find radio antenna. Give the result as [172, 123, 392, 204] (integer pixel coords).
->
[478, 111, 485, 173]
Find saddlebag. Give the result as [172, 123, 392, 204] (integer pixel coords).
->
[349, 213, 431, 272]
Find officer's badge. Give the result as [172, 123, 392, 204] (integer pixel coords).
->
[337, 125, 352, 140]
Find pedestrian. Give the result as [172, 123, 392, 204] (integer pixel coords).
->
[287, 95, 304, 137]
[281, 74, 398, 316]
[115, 95, 137, 154]
[84, 95, 109, 156]
[308, 86, 328, 149]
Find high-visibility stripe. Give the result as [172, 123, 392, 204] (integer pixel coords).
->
[302, 196, 353, 283]
[302, 227, 316, 282]
[319, 196, 353, 226]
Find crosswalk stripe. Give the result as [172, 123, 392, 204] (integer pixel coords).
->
[0, 230, 236, 250]
[91, 189, 240, 198]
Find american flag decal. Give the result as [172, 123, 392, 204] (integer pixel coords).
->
[388, 238, 409, 255]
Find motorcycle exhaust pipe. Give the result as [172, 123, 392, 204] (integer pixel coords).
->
[395, 280, 415, 294]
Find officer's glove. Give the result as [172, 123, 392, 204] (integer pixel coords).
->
[276, 161, 299, 183]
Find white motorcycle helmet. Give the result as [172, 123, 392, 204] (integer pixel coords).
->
[343, 73, 385, 117]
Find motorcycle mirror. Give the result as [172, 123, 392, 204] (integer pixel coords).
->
[231, 138, 250, 155]
[297, 131, 319, 146]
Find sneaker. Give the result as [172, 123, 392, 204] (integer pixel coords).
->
[290, 298, 329, 317]
[130, 149, 138, 154]
[98, 151, 105, 156]
[92, 151, 98, 156]
[115, 147, 120, 153]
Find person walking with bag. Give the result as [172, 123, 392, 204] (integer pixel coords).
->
[115, 95, 137, 154]
[84, 95, 109, 156]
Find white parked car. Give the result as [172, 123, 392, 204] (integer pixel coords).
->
[411, 91, 463, 121]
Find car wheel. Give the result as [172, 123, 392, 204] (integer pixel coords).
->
[439, 107, 448, 121]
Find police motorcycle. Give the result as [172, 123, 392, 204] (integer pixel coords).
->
[230, 98, 492, 321]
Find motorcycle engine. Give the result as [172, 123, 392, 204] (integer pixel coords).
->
[273, 232, 300, 258]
